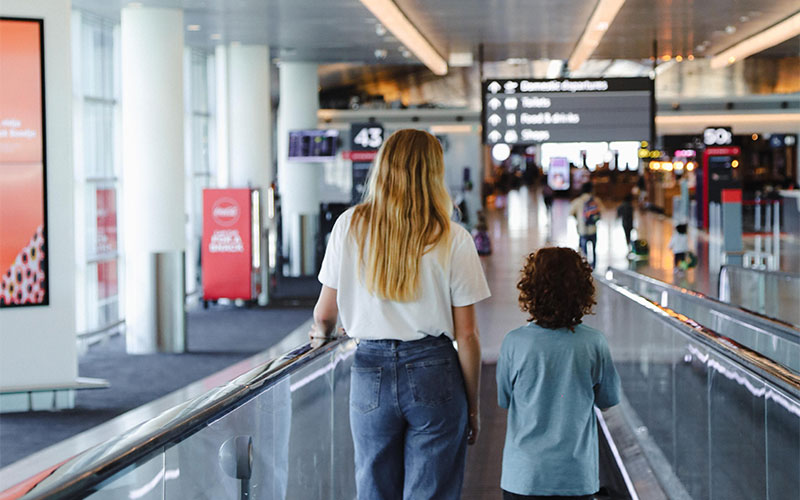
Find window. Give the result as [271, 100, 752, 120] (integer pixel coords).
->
[186, 49, 216, 294]
[76, 12, 121, 333]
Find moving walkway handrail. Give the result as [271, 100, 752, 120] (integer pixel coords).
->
[597, 275, 800, 395]
[2, 337, 349, 500]
[606, 267, 800, 340]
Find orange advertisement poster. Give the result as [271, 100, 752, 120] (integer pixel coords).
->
[0, 18, 48, 307]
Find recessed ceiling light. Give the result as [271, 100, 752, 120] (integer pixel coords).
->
[187, 25, 201, 31]
[375, 24, 387, 37]
[728, 56, 736, 64]
[374, 49, 388, 59]
[595, 21, 609, 31]
[687, 54, 695, 60]
[696, 45, 706, 52]
[662, 54, 671, 61]
[210, 33, 222, 40]
[675, 55, 683, 62]
[725, 25, 737, 34]
[128, 2, 143, 7]
[739, 16, 750, 23]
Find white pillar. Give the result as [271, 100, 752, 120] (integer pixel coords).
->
[121, 7, 185, 353]
[277, 62, 319, 276]
[227, 44, 272, 303]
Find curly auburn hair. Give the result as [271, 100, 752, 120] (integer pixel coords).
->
[517, 247, 596, 330]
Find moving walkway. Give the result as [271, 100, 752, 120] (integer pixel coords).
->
[3, 273, 799, 499]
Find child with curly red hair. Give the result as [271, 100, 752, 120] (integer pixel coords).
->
[497, 247, 620, 500]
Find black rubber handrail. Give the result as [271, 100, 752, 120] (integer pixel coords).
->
[598, 275, 800, 395]
[607, 267, 800, 337]
[5, 337, 350, 500]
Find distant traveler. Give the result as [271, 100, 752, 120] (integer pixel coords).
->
[497, 247, 621, 500]
[311, 129, 491, 500]
[617, 193, 634, 246]
[473, 210, 492, 256]
[669, 223, 689, 271]
[569, 183, 599, 267]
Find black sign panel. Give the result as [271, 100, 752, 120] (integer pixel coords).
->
[481, 78, 653, 145]
[351, 123, 384, 203]
[288, 129, 339, 161]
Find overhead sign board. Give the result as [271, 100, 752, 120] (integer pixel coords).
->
[482, 77, 653, 145]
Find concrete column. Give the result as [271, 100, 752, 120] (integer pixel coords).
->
[227, 44, 272, 303]
[277, 62, 319, 276]
[121, 7, 185, 353]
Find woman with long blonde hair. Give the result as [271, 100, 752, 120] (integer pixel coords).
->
[312, 129, 490, 499]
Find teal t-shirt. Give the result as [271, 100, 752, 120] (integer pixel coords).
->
[497, 322, 621, 496]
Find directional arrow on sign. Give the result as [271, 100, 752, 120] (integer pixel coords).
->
[488, 98, 501, 110]
[488, 114, 502, 126]
[488, 130, 502, 143]
[487, 81, 501, 93]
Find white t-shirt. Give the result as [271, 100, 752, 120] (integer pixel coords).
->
[669, 232, 689, 253]
[318, 208, 491, 341]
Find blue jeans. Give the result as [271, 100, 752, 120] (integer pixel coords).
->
[350, 335, 468, 500]
[579, 234, 597, 267]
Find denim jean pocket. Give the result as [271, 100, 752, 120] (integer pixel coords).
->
[350, 366, 381, 414]
[405, 357, 454, 406]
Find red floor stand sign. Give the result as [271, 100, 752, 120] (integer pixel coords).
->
[202, 188, 260, 301]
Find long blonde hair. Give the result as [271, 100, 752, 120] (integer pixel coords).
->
[350, 129, 452, 301]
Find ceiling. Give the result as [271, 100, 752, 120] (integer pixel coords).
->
[593, 0, 800, 59]
[73, 0, 800, 83]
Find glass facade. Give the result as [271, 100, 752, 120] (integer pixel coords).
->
[77, 13, 121, 333]
[186, 48, 216, 295]
[73, 16, 216, 332]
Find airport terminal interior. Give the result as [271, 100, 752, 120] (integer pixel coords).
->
[0, 0, 799, 498]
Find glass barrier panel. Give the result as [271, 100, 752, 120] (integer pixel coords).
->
[719, 267, 800, 328]
[585, 279, 800, 500]
[86, 451, 166, 500]
[81, 341, 357, 500]
[609, 270, 800, 374]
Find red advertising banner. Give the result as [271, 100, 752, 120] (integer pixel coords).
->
[202, 189, 253, 300]
[96, 188, 117, 254]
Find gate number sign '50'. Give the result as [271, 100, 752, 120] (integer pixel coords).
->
[353, 126, 384, 149]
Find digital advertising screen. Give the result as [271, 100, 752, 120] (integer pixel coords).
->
[288, 129, 339, 162]
[0, 18, 48, 307]
[547, 157, 571, 191]
[482, 78, 653, 145]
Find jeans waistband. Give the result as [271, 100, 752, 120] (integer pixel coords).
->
[357, 335, 453, 355]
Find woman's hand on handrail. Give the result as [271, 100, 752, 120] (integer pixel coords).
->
[310, 285, 339, 348]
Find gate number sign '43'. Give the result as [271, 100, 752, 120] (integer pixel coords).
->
[353, 126, 384, 149]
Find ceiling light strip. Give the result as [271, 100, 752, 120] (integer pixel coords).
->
[359, 0, 448, 75]
[710, 11, 800, 69]
[567, 0, 627, 72]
